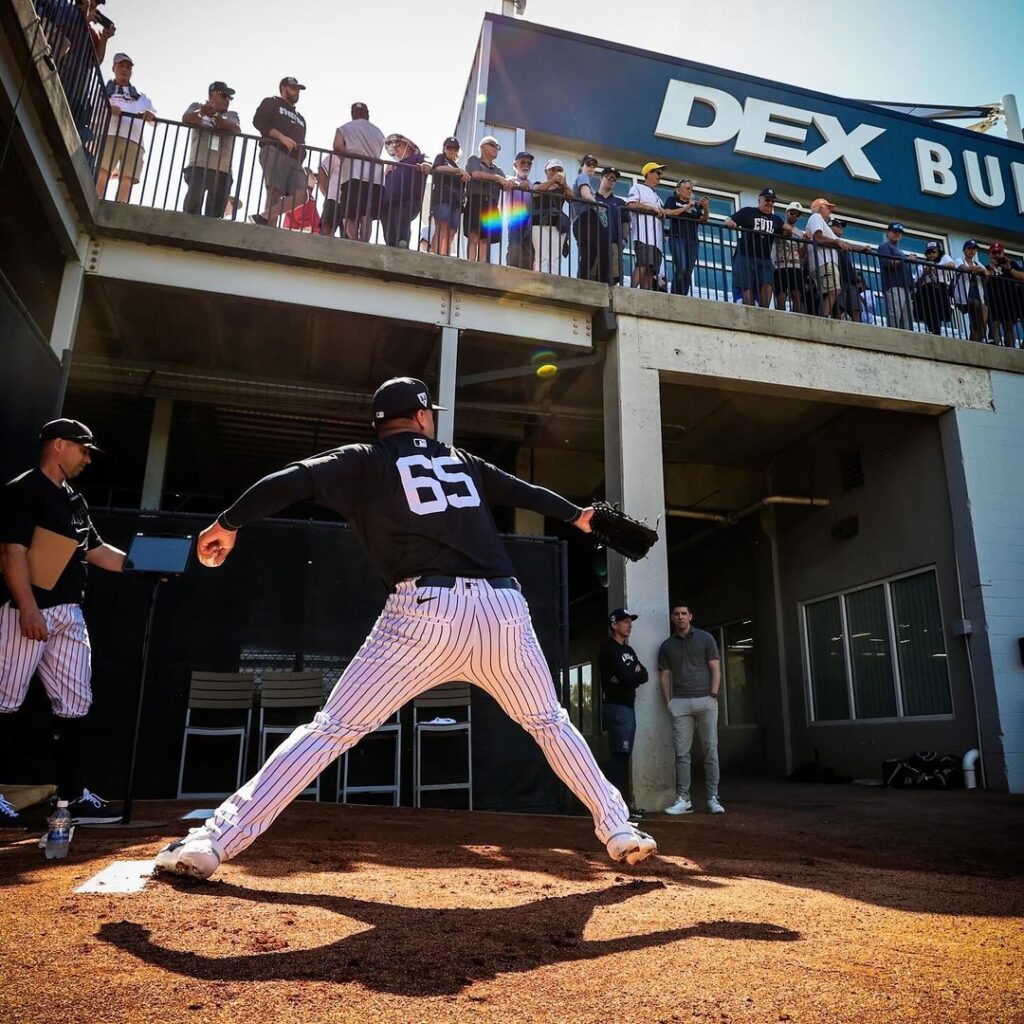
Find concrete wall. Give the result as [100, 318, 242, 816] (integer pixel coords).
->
[771, 409, 979, 780]
[940, 371, 1024, 792]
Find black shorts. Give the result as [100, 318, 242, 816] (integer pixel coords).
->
[634, 241, 662, 274]
[774, 266, 804, 294]
[338, 179, 383, 221]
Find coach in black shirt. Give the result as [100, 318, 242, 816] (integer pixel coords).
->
[598, 608, 648, 811]
[251, 76, 309, 227]
[0, 419, 126, 823]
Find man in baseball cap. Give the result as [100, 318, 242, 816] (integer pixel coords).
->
[372, 377, 446, 425]
[181, 81, 241, 218]
[598, 607, 648, 817]
[0, 416, 128, 825]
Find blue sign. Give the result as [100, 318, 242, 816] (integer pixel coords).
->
[483, 16, 1024, 240]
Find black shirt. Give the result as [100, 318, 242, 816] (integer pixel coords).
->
[598, 637, 648, 708]
[732, 206, 784, 260]
[0, 468, 102, 609]
[384, 152, 427, 210]
[531, 182, 567, 228]
[663, 195, 703, 242]
[430, 154, 466, 208]
[221, 433, 581, 586]
[252, 96, 306, 159]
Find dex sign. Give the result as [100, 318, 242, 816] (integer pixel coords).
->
[655, 79, 1024, 216]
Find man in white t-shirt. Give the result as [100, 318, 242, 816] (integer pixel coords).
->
[804, 197, 842, 317]
[627, 161, 666, 290]
[97, 53, 156, 203]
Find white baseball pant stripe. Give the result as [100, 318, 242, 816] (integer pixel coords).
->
[0, 601, 93, 717]
[205, 578, 630, 858]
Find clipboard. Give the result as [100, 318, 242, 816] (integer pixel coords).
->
[26, 526, 80, 590]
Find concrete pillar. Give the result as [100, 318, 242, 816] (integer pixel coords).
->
[49, 257, 85, 359]
[141, 398, 173, 510]
[602, 314, 673, 810]
[436, 326, 458, 445]
[939, 369, 1024, 792]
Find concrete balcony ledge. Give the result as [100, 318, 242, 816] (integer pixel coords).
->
[94, 202, 611, 315]
[613, 287, 1024, 375]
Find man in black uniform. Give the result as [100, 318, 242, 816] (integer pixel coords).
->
[0, 419, 127, 826]
[157, 377, 658, 878]
[598, 608, 648, 814]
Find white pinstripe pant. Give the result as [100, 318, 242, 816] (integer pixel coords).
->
[0, 601, 93, 718]
[205, 578, 630, 858]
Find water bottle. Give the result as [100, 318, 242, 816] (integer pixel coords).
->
[45, 800, 72, 860]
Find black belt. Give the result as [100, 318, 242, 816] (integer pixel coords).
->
[414, 575, 519, 591]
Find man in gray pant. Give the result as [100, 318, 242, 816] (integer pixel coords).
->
[658, 601, 725, 814]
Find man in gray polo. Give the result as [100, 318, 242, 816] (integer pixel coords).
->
[657, 600, 724, 814]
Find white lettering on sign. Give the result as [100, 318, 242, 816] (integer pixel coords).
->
[964, 152, 1005, 208]
[655, 79, 884, 182]
[915, 139, 957, 197]
[1012, 163, 1024, 215]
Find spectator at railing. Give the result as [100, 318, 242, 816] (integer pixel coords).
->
[986, 242, 1024, 347]
[465, 136, 510, 263]
[429, 136, 469, 256]
[333, 102, 386, 243]
[829, 217, 862, 323]
[506, 151, 536, 269]
[180, 81, 240, 219]
[953, 240, 988, 342]
[724, 187, 788, 308]
[380, 134, 431, 249]
[97, 52, 155, 203]
[857, 274, 876, 324]
[596, 166, 629, 286]
[77, 0, 114, 62]
[627, 162, 667, 291]
[532, 159, 571, 274]
[251, 77, 308, 227]
[773, 202, 806, 313]
[912, 241, 955, 335]
[572, 155, 602, 281]
[664, 180, 709, 296]
[876, 223, 918, 331]
[805, 199, 843, 318]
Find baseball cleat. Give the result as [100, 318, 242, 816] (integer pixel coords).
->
[154, 830, 223, 879]
[606, 827, 658, 866]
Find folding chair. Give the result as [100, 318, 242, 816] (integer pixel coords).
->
[339, 711, 402, 806]
[413, 682, 472, 809]
[258, 671, 325, 799]
[177, 671, 256, 800]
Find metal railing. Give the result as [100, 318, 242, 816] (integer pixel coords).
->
[30, 12, 1024, 352]
[34, 0, 111, 167]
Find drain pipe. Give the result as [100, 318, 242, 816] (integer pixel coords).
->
[962, 749, 981, 789]
[953, 544, 987, 789]
[667, 495, 829, 526]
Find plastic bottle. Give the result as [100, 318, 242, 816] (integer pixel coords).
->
[45, 800, 72, 860]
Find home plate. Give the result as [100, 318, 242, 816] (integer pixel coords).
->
[74, 860, 156, 893]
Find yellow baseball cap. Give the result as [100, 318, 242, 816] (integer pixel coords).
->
[641, 161, 666, 176]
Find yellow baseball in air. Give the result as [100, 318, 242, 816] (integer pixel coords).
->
[536, 363, 558, 379]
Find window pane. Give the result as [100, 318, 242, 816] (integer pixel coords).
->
[844, 586, 897, 718]
[723, 620, 758, 725]
[805, 598, 850, 721]
[891, 572, 952, 715]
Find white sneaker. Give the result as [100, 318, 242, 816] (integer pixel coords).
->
[707, 797, 726, 814]
[154, 828, 224, 880]
[606, 827, 658, 866]
[664, 797, 693, 815]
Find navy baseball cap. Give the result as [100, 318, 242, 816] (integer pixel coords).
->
[372, 377, 446, 425]
[279, 76, 306, 90]
[925, 241, 940, 252]
[887, 222, 905, 232]
[514, 150, 535, 161]
[759, 187, 777, 199]
[609, 608, 638, 624]
[963, 239, 979, 250]
[39, 418, 102, 451]
[208, 81, 235, 97]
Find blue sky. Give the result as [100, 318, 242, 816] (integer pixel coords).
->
[117, 0, 1022, 157]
